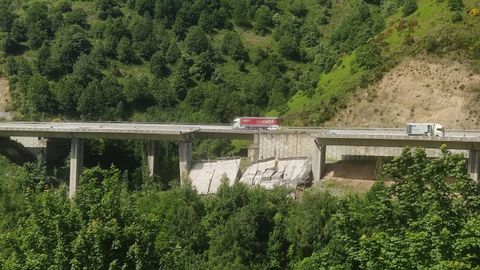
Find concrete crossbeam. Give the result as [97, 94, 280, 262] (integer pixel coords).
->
[314, 135, 480, 150]
[69, 138, 84, 199]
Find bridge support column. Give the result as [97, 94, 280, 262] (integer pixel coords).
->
[69, 138, 84, 199]
[468, 150, 480, 182]
[312, 141, 326, 182]
[147, 141, 159, 177]
[178, 141, 192, 184]
[248, 133, 260, 162]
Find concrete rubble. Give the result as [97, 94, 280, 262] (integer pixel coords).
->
[241, 158, 312, 189]
[190, 157, 312, 194]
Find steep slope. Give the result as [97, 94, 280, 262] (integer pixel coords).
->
[283, 0, 480, 126]
[0, 77, 11, 120]
[326, 57, 480, 128]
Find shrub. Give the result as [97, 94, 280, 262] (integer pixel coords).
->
[221, 32, 248, 60]
[403, 0, 418, 17]
[424, 36, 440, 53]
[185, 26, 211, 55]
[451, 12, 463, 22]
[448, 0, 464, 11]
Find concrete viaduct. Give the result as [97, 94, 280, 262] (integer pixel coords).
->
[2, 122, 480, 197]
[0, 122, 254, 198]
[312, 132, 480, 183]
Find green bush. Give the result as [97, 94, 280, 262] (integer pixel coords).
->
[185, 26, 211, 55]
[221, 32, 248, 60]
[355, 41, 383, 70]
[403, 0, 418, 16]
[448, 0, 464, 11]
[451, 11, 463, 22]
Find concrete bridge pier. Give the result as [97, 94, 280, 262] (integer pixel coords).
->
[147, 141, 159, 177]
[147, 140, 193, 185]
[69, 138, 84, 199]
[248, 133, 260, 162]
[178, 141, 192, 184]
[468, 150, 480, 182]
[312, 141, 326, 182]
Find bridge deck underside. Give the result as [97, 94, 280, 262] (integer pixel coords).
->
[0, 123, 255, 141]
[315, 136, 480, 150]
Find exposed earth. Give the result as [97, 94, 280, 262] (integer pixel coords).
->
[328, 57, 480, 129]
[0, 77, 11, 120]
[321, 57, 480, 193]
[313, 161, 379, 196]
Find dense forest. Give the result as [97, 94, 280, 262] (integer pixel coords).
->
[0, 148, 479, 269]
[1, 0, 478, 124]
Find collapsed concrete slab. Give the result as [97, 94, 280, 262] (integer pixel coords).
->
[190, 157, 311, 194]
[189, 159, 241, 194]
[240, 158, 312, 190]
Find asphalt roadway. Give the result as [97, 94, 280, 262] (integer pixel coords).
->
[0, 122, 480, 140]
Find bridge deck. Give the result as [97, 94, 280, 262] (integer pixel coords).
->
[314, 133, 480, 150]
[0, 122, 255, 140]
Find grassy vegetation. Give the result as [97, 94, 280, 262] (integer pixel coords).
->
[280, 0, 480, 125]
[1, 0, 479, 127]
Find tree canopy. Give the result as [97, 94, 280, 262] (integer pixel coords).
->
[1, 147, 480, 269]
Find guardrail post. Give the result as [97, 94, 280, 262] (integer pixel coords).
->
[147, 141, 159, 177]
[178, 141, 192, 185]
[468, 150, 480, 182]
[69, 138, 84, 199]
[312, 139, 326, 182]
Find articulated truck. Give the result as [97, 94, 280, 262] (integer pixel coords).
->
[233, 117, 280, 130]
[406, 123, 445, 136]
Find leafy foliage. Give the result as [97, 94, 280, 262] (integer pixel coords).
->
[0, 0, 388, 125]
[1, 147, 480, 269]
[297, 147, 480, 269]
[2, 0, 476, 126]
[403, 0, 418, 16]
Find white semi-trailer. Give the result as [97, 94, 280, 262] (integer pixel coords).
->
[233, 117, 280, 130]
[406, 123, 445, 136]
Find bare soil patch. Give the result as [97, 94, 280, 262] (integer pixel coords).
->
[324, 161, 378, 180]
[310, 161, 380, 196]
[327, 57, 480, 129]
[0, 77, 9, 111]
[0, 77, 12, 120]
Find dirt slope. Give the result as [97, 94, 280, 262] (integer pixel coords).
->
[327, 57, 480, 129]
[0, 77, 9, 108]
[0, 77, 11, 120]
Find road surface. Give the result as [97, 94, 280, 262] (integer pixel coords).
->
[1, 122, 480, 141]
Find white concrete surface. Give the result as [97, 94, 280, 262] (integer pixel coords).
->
[251, 160, 276, 185]
[10, 136, 48, 157]
[189, 162, 216, 194]
[69, 139, 84, 199]
[10, 136, 47, 147]
[241, 158, 312, 190]
[189, 159, 241, 194]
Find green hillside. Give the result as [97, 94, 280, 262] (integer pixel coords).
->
[1, 0, 478, 125]
[2, 2, 480, 269]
